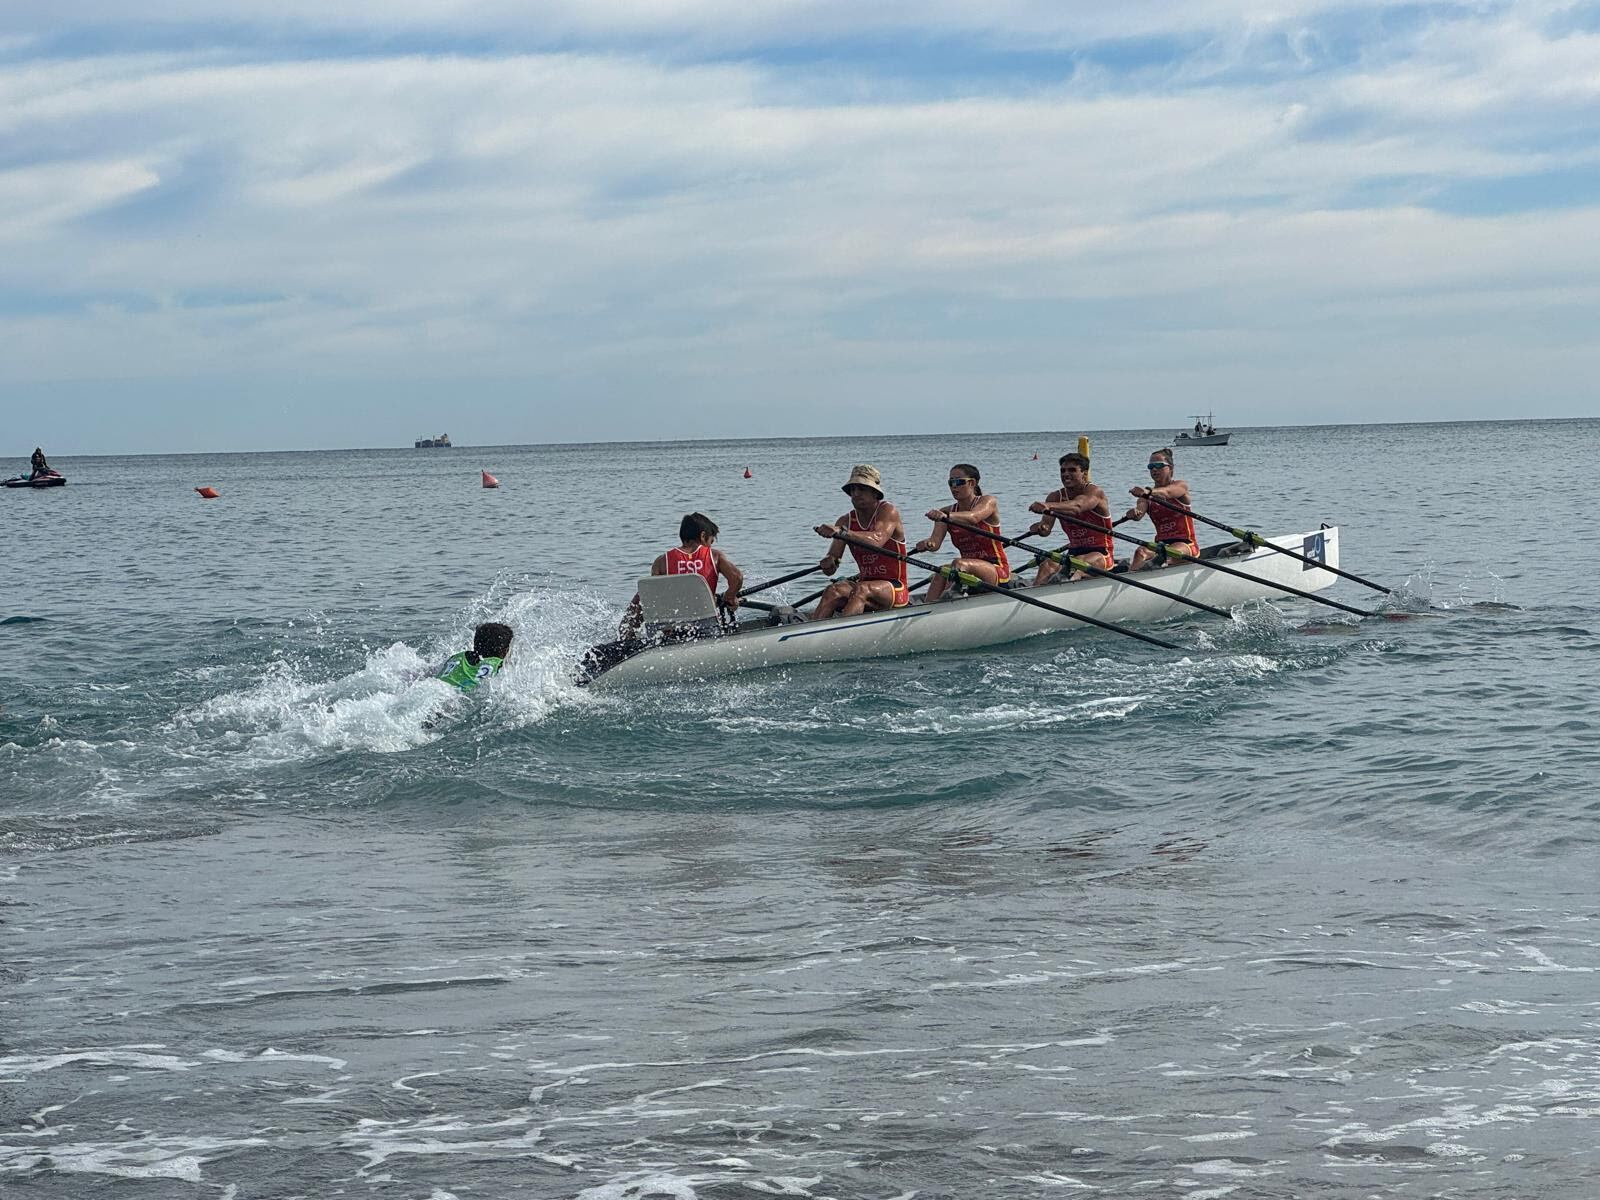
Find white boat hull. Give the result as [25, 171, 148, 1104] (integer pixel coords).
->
[1175, 432, 1231, 446]
[583, 529, 1341, 688]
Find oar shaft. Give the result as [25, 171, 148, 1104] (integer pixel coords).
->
[1144, 495, 1391, 595]
[739, 564, 822, 598]
[827, 529, 1179, 651]
[931, 514, 1235, 620]
[1053, 509, 1375, 618]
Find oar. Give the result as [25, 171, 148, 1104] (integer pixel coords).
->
[1144, 495, 1391, 595]
[738, 564, 822, 599]
[1052, 510, 1376, 618]
[930, 515, 1236, 621]
[826, 528, 1180, 651]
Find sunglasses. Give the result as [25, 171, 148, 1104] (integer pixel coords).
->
[948, 477, 973, 487]
[1147, 462, 1170, 471]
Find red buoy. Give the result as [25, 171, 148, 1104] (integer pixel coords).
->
[481, 471, 499, 489]
[743, 467, 752, 478]
[195, 486, 219, 499]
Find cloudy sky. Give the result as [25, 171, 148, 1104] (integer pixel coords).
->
[3, 2, 1598, 453]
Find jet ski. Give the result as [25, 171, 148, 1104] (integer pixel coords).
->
[4, 470, 66, 488]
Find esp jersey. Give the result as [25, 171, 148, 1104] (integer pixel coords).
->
[947, 512, 1011, 580]
[845, 505, 909, 592]
[664, 544, 718, 591]
[1149, 493, 1197, 546]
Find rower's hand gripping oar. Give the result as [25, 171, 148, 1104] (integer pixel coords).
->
[930, 514, 1235, 621]
[1143, 494, 1391, 595]
[825, 528, 1181, 651]
[1053, 509, 1376, 618]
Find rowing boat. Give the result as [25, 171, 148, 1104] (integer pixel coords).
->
[578, 527, 1343, 688]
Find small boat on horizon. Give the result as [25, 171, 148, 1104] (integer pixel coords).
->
[414, 433, 453, 448]
[1175, 413, 1231, 446]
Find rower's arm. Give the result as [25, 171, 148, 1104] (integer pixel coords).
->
[713, 550, 744, 599]
[946, 495, 998, 528]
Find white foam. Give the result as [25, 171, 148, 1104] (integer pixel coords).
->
[0, 1048, 199, 1076]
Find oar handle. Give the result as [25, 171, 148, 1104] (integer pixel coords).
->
[827, 528, 1179, 651]
[1143, 494, 1391, 595]
[930, 514, 1235, 621]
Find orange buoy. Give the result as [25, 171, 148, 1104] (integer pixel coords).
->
[481, 471, 499, 489]
[743, 467, 752, 479]
[195, 486, 219, 499]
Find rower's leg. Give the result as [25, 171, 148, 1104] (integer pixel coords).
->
[842, 581, 896, 615]
[956, 559, 1001, 588]
[1067, 551, 1110, 582]
[925, 574, 949, 603]
[811, 582, 850, 621]
[1033, 559, 1063, 587]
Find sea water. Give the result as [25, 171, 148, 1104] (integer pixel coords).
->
[2, 420, 1598, 1198]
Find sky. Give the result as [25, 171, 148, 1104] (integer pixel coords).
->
[3, 2, 1599, 454]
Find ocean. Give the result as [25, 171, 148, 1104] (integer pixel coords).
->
[3, 419, 1597, 1198]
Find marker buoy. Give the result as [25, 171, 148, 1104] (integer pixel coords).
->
[195, 486, 219, 499]
[481, 471, 499, 489]
[743, 467, 752, 479]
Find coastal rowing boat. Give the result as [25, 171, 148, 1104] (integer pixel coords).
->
[578, 527, 1343, 688]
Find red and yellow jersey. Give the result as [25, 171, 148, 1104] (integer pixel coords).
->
[664, 544, 718, 591]
[1150, 494, 1197, 547]
[1065, 507, 1116, 560]
[846, 506, 908, 598]
[947, 513, 1011, 582]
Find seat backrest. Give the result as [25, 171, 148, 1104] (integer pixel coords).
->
[637, 574, 718, 627]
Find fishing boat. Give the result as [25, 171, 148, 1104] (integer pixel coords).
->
[1175, 414, 1230, 446]
[578, 527, 1341, 688]
[4, 470, 66, 489]
[414, 433, 453, 448]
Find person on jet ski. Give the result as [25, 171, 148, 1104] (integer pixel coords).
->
[29, 448, 51, 479]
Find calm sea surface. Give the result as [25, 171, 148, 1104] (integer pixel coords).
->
[3, 420, 1598, 1198]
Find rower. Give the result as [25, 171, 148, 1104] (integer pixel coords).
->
[1122, 448, 1197, 568]
[1027, 452, 1115, 584]
[913, 463, 1010, 602]
[619, 512, 744, 637]
[812, 464, 908, 619]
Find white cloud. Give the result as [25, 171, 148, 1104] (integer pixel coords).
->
[3, 4, 1600, 446]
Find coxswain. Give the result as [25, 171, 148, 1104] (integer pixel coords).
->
[619, 512, 744, 637]
[913, 463, 1010, 602]
[29, 447, 50, 479]
[1027, 452, 1115, 584]
[1123, 448, 1197, 568]
[812, 464, 908, 619]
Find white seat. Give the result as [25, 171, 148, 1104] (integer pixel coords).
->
[637, 574, 719, 635]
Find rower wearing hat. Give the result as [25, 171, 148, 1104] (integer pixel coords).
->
[811, 464, 909, 620]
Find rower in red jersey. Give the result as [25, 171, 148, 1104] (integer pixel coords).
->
[812, 464, 909, 619]
[913, 463, 1010, 602]
[619, 512, 744, 637]
[1123, 448, 1197, 569]
[1027, 451, 1115, 584]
